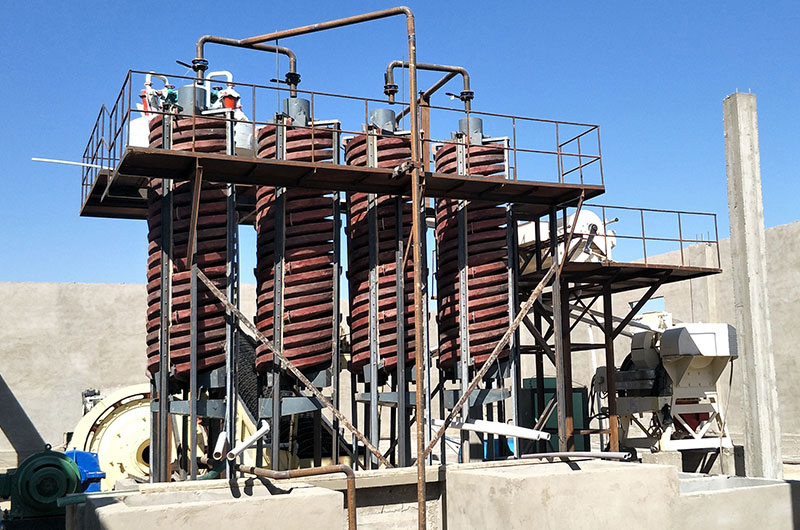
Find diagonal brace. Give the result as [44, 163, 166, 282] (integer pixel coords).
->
[186, 161, 204, 267]
[196, 269, 392, 468]
[612, 272, 671, 339]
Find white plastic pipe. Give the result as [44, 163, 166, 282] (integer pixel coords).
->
[212, 431, 228, 461]
[226, 420, 270, 461]
[204, 71, 234, 108]
[145, 73, 169, 87]
[512, 451, 632, 462]
[432, 418, 550, 441]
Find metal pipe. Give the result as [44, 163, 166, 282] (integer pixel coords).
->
[201, 457, 357, 530]
[227, 420, 271, 461]
[385, 61, 472, 111]
[194, 36, 299, 96]
[230, 8, 424, 526]
[511, 451, 632, 461]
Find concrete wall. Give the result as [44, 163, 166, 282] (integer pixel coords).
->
[607, 220, 800, 457]
[0, 282, 146, 468]
[0, 282, 257, 469]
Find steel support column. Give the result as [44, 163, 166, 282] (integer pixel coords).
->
[366, 130, 380, 469]
[332, 192, 342, 465]
[395, 197, 410, 466]
[271, 116, 287, 470]
[506, 205, 521, 458]
[155, 115, 174, 483]
[549, 207, 569, 452]
[603, 283, 620, 452]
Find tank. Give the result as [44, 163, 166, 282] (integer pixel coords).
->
[344, 112, 415, 373]
[145, 114, 232, 379]
[253, 101, 337, 374]
[435, 136, 510, 370]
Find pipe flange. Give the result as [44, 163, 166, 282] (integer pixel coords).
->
[384, 83, 399, 97]
[192, 58, 209, 73]
[285, 72, 301, 86]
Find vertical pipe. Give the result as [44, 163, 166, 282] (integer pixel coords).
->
[603, 284, 619, 452]
[403, 17, 428, 528]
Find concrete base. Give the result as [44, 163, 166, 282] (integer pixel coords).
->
[446, 459, 800, 530]
[65, 460, 800, 530]
[446, 461, 677, 529]
[67, 480, 345, 530]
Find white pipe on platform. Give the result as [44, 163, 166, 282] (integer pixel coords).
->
[512, 451, 632, 461]
[432, 418, 550, 441]
[226, 420, 270, 461]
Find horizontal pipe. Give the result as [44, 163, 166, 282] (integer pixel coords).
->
[239, 6, 413, 46]
[201, 457, 357, 530]
[194, 36, 298, 96]
[227, 420, 270, 461]
[511, 451, 632, 461]
[385, 60, 472, 111]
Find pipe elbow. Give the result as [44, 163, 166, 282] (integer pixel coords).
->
[196, 35, 215, 58]
[338, 465, 356, 480]
[396, 6, 414, 19]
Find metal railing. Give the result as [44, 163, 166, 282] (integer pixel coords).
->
[520, 203, 720, 269]
[80, 70, 605, 209]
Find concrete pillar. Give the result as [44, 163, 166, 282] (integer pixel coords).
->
[723, 92, 782, 479]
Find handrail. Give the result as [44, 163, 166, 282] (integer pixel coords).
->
[80, 68, 606, 212]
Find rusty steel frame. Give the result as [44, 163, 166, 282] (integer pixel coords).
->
[75, 9, 731, 530]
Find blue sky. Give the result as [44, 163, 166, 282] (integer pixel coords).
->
[1, 1, 797, 284]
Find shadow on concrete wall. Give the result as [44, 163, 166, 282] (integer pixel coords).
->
[0, 374, 44, 465]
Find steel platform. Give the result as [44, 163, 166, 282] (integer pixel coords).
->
[79, 147, 604, 221]
[519, 260, 721, 297]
